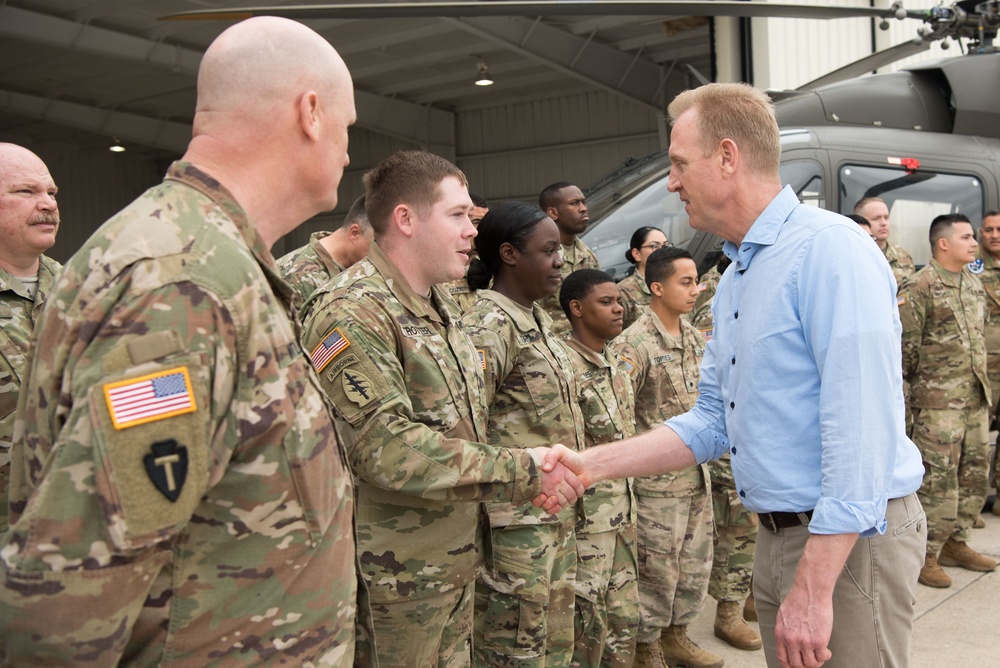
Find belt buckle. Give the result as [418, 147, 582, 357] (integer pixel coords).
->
[760, 512, 779, 534]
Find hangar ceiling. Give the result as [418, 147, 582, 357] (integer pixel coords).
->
[0, 1, 713, 157]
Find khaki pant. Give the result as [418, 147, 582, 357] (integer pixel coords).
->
[755, 494, 926, 668]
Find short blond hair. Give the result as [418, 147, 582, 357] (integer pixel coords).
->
[667, 83, 780, 176]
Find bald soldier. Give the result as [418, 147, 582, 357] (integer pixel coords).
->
[0, 18, 364, 666]
[0, 143, 62, 535]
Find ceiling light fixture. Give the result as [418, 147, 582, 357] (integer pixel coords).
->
[474, 61, 494, 86]
[109, 137, 126, 153]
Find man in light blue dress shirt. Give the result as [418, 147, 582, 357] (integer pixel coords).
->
[541, 82, 926, 668]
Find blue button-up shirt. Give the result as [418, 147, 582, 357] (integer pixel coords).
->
[668, 186, 924, 536]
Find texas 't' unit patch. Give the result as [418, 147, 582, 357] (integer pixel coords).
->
[104, 367, 197, 430]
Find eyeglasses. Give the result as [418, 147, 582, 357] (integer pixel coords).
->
[640, 242, 670, 251]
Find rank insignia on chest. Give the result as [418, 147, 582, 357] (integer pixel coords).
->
[104, 367, 197, 430]
[343, 368, 377, 407]
[310, 326, 351, 372]
[143, 438, 188, 502]
[968, 258, 985, 274]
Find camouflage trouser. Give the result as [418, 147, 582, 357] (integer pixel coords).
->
[634, 490, 714, 644]
[911, 403, 990, 557]
[474, 521, 576, 668]
[368, 583, 473, 668]
[991, 373, 1000, 488]
[571, 523, 639, 668]
[707, 482, 757, 601]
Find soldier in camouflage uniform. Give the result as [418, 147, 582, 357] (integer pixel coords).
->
[277, 194, 373, 306]
[463, 200, 587, 668]
[443, 191, 489, 313]
[536, 182, 600, 336]
[855, 197, 915, 291]
[971, 210, 1000, 511]
[899, 213, 997, 589]
[559, 268, 640, 668]
[0, 18, 367, 666]
[301, 157, 582, 668]
[612, 247, 721, 668]
[0, 143, 61, 535]
[689, 258, 762, 651]
[618, 227, 669, 330]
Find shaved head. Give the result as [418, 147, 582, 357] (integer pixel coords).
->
[196, 17, 351, 121]
[184, 17, 357, 246]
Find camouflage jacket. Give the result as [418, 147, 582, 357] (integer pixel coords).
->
[536, 238, 600, 337]
[276, 230, 345, 308]
[463, 290, 585, 527]
[564, 337, 636, 534]
[884, 241, 916, 293]
[442, 276, 479, 315]
[617, 271, 650, 331]
[300, 243, 542, 604]
[691, 265, 722, 334]
[970, 250, 1000, 387]
[899, 258, 991, 410]
[0, 163, 360, 667]
[613, 308, 708, 497]
[0, 255, 60, 534]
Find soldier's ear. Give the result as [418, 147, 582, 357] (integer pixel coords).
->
[569, 299, 584, 319]
[499, 241, 518, 266]
[649, 281, 664, 297]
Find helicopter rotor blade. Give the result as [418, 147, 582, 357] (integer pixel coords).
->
[160, 1, 922, 22]
[796, 40, 933, 90]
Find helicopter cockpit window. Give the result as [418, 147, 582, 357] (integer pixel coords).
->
[780, 160, 824, 209]
[579, 158, 825, 280]
[839, 164, 983, 267]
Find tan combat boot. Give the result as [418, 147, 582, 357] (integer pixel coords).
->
[918, 554, 952, 588]
[634, 640, 669, 668]
[939, 537, 998, 572]
[974, 514, 986, 529]
[660, 624, 725, 668]
[743, 592, 757, 622]
[714, 600, 762, 651]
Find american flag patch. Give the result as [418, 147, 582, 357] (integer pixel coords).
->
[477, 349, 486, 371]
[310, 327, 351, 372]
[104, 367, 197, 430]
[700, 328, 713, 341]
[897, 295, 907, 307]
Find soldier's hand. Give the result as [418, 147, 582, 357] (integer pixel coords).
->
[529, 447, 585, 513]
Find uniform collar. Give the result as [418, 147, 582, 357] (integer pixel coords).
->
[366, 242, 458, 325]
[565, 336, 612, 369]
[477, 289, 553, 333]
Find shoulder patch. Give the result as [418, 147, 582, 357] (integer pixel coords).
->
[897, 294, 907, 307]
[968, 258, 985, 274]
[104, 367, 197, 430]
[699, 328, 713, 341]
[477, 348, 486, 371]
[310, 326, 351, 372]
[621, 356, 637, 377]
[697, 282, 708, 292]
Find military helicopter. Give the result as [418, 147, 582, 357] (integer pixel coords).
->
[165, 1, 1000, 272]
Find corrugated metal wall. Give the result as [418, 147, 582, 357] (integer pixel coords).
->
[755, 0, 954, 91]
[456, 91, 662, 204]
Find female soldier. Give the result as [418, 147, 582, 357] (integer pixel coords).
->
[464, 200, 585, 668]
[617, 226, 669, 329]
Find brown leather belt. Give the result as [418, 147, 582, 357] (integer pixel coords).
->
[759, 510, 813, 534]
